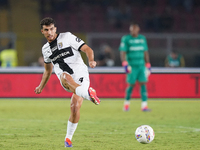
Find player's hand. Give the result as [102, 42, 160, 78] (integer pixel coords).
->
[34, 86, 42, 94]
[89, 61, 97, 68]
[122, 61, 131, 73]
[146, 62, 151, 77]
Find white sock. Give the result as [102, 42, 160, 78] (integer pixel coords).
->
[75, 85, 90, 100]
[141, 101, 147, 108]
[65, 120, 78, 141]
[124, 100, 130, 105]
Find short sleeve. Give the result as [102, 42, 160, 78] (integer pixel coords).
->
[43, 54, 51, 63]
[42, 45, 51, 63]
[119, 35, 128, 52]
[67, 32, 85, 51]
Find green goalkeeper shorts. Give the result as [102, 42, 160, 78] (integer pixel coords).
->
[126, 65, 148, 84]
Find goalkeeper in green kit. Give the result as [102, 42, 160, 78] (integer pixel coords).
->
[119, 22, 151, 112]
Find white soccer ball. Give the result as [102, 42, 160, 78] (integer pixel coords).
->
[135, 125, 155, 144]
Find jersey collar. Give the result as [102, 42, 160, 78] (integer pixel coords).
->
[49, 33, 60, 45]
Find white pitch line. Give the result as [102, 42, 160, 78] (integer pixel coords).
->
[0, 119, 66, 123]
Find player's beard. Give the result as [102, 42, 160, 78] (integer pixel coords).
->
[48, 34, 56, 42]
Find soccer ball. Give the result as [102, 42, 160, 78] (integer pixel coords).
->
[135, 125, 155, 144]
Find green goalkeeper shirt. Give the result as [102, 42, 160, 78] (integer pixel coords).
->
[119, 34, 148, 66]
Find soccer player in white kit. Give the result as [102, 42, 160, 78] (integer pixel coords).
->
[34, 17, 100, 147]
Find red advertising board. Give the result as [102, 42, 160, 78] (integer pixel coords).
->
[0, 73, 200, 98]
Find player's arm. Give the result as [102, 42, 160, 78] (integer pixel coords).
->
[120, 50, 129, 68]
[144, 51, 151, 68]
[120, 51, 132, 73]
[144, 51, 150, 64]
[80, 44, 96, 68]
[143, 36, 151, 70]
[144, 51, 151, 75]
[119, 36, 127, 63]
[119, 36, 131, 73]
[120, 51, 126, 62]
[34, 63, 53, 94]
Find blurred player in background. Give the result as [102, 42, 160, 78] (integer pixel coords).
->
[165, 50, 185, 67]
[0, 42, 18, 67]
[119, 22, 151, 112]
[96, 44, 115, 67]
[34, 17, 100, 147]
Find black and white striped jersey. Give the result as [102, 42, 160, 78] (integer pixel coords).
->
[42, 32, 87, 77]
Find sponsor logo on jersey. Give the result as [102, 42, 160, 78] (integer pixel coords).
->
[49, 47, 74, 74]
[129, 39, 144, 43]
[50, 47, 74, 62]
[51, 51, 70, 62]
[76, 37, 81, 42]
[129, 46, 145, 51]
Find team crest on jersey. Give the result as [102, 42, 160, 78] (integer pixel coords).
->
[58, 42, 63, 49]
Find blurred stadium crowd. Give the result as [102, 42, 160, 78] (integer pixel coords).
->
[0, 0, 200, 67]
[41, 0, 200, 33]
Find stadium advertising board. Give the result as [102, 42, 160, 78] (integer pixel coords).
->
[0, 72, 199, 98]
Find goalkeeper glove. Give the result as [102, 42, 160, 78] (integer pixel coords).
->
[122, 61, 131, 73]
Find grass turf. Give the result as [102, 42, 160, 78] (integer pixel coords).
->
[0, 98, 200, 150]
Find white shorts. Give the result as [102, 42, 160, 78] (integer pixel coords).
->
[59, 67, 90, 93]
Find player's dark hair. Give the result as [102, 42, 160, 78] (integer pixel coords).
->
[130, 22, 139, 26]
[171, 49, 178, 54]
[40, 17, 56, 29]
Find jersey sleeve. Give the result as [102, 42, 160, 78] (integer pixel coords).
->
[67, 32, 85, 51]
[42, 46, 51, 63]
[43, 53, 51, 63]
[119, 35, 128, 52]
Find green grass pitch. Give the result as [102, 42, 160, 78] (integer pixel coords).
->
[0, 98, 200, 150]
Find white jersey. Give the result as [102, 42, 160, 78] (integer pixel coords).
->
[42, 32, 88, 80]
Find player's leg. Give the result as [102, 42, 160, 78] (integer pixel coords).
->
[124, 83, 135, 111]
[138, 82, 149, 110]
[138, 67, 151, 111]
[60, 72, 100, 105]
[123, 68, 137, 111]
[60, 72, 79, 93]
[69, 93, 83, 123]
[65, 94, 83, 147]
